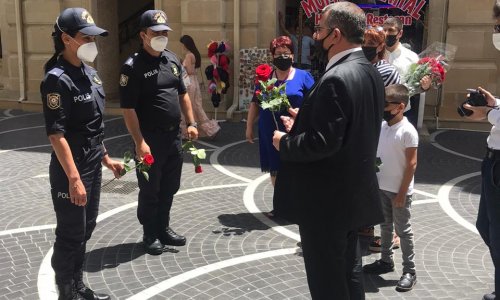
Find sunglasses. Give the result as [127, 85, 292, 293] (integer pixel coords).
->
[367, 25, 384, 32]
[385, 101, 402, 107]
[495, 24, 500, 33]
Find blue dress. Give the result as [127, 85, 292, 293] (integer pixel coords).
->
[254, 68, 315, 174]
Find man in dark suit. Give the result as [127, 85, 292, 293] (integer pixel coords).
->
[272, 2, 385, 299]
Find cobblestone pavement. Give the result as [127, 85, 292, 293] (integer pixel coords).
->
[0, 109, 495, 299]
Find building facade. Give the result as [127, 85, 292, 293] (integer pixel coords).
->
[0, 0, 498, 128]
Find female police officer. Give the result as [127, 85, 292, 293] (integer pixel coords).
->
[41, 8, 123, 300]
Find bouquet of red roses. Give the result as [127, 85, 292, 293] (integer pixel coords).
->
[254, 64, 291, 129]
[404, 42, 457, 96]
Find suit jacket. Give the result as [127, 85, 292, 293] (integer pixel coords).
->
[273, 50, 385, 231]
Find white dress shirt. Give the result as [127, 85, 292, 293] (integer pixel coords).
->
[325, 47, 363, 71]
[386, 43, 419, 83]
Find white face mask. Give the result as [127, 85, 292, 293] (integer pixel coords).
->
[76, 42, 98, 62]
[493, 33, 500, 51]
[150, 36, 168, 52]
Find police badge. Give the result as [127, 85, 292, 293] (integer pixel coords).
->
[92, 74, 102, 85]
[171, 65, 179, 77]
[47, 93, 61, 110]
[120, 74, 129, 87]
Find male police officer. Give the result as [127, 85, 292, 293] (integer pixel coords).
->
[120, 10, 198, 255]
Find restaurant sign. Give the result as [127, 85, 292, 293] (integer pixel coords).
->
[300, 0, 427, 26]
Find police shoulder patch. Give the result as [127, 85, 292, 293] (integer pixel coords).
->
[47, 93, 61, 110]
[171, 64, 179, 77]
[120, 74, 129, 87]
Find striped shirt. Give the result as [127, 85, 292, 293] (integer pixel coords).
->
[374, 60, 401, 87]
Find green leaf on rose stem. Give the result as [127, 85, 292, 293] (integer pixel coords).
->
[142, 171, 149, 181]
[182, 141, 193, 151]
[124, 164, 132, 172]
[197, 149, 206, 159]
[268, 78, 277, 85]
[260, 102, 273, 110]
[123, 151, 133, 164]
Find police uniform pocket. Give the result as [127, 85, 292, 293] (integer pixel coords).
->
[490, 160, 500, 189]
[72, 91, 96, 121]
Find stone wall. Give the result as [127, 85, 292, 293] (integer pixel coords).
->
[431, 0, 499, 127]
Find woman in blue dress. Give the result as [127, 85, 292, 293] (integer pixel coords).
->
[246, 36, 314, 217]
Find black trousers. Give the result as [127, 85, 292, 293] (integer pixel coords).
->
[137, 129, 183, 237]
[299, 224, 364, 300]
[50, 145, 103, 284]
[477, 156, 500, 293]
[404, 94, 420, 129]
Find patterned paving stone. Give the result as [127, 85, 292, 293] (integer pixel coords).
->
[0, 111, 497, 299]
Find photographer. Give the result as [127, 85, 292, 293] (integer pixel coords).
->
[462, 2, 500, 299]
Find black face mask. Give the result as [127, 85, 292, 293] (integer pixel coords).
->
[362, 46, 378, 62]
[385, 34, 398, 48]
[383, 110, 397, 122]
[314, 29, 334, 63]
[273, 56, 293, 71]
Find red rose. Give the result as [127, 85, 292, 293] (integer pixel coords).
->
[255, 64, 272, 82]
[255, 90, 262, 96]
[267, 84, 274, 91]
[195, 165, 203, 173]
[143, 154, 154, 166]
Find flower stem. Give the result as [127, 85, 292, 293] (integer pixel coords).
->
[272, 113, 279, 131]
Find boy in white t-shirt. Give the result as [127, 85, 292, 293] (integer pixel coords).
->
[363, 84, 418, 292]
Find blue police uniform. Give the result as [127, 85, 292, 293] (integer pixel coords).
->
[119, 48, 187, 246]
[41, 56, 105, 286]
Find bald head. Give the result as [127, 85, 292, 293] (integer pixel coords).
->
[321, 2, 366, 44]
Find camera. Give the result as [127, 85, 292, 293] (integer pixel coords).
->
[457, 89, 488, 117]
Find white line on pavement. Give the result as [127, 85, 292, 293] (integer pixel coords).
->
[3, 109, 14, 117]
[210, 140, 254, 183]
[194, 140, 219, 149]
[0, 112, 40, 121]
[412, 199, 439, 205]
[0, 125, 44, 135]
[437, 172, 481, 235]
[243, 173, 300, 241]
[429, 130, 482, 162]
[0, 118, 126, 154]
[126, 247, 299, 300]
[413, 189, 438, 199]
[36, 183, 249, 300]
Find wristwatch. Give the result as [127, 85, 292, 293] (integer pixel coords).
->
[187, 122, 198, 128]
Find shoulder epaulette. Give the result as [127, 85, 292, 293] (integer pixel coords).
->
[47, 67, 64, 78]
[125, 53, 139, 67]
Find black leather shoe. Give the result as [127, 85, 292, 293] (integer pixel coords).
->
[57, 281, 84, 300]
[396, 273, 417, 291]
[158, 227, 186, 246]
[483, 292, 496, 300]
[77, 287, 111, 300]
[143, 236, 163, 255]
[363, 259, 394, 274]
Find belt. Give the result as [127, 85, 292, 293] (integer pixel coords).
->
[66, 133, 104, 148]
[486, 148, 500, 160]
[142, 125, 179, 133]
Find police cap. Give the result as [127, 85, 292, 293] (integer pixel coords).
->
[140, 10, 172, 32]
[56, 7, 108, 36]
